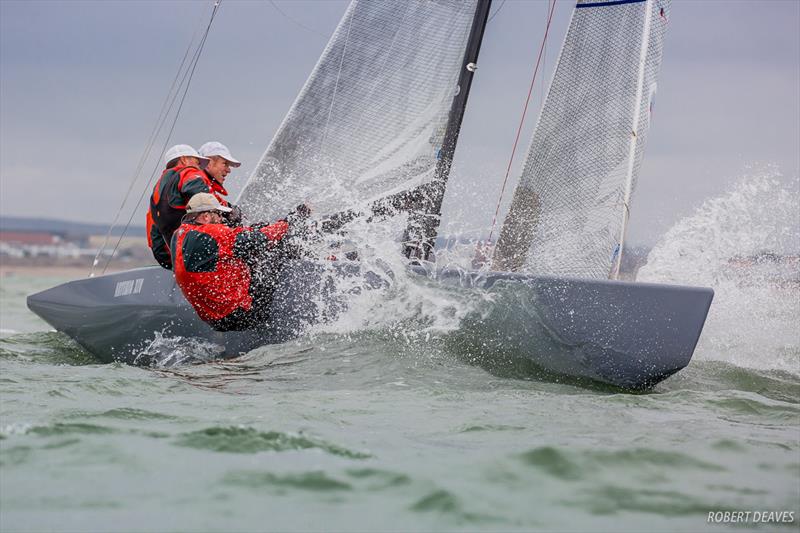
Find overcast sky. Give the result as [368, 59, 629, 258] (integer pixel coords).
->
[1, 0, 798, 246]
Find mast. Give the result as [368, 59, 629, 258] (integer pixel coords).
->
[406, 0, 493, 260]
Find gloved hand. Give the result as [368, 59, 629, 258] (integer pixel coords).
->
[285, 203, 312, 231]
[292, 203, 312, 220]
[223, 204, 244, 227]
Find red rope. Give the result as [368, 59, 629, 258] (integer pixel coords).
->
[486, 0, 557, 244]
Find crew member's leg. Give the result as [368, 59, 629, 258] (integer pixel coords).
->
[244, 238, 298, 329]
[207, 307, 251, 332]
[210, 236, 303, 332]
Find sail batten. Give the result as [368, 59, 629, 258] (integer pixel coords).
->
[493, 0, 671, 278]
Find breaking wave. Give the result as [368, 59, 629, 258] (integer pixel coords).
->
[638, 166, 800, 374]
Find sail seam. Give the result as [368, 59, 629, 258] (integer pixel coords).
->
[319, 0, 357, 158]
[348, 4, 412, 148]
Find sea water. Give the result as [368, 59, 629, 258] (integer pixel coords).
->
[1, 171, 798, 532]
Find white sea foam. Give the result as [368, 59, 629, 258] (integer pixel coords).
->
[305, 212, 487, 338]
[0, 422, 33, 437]
[639, 166, 800, 373]
[133, 331, 225, 368]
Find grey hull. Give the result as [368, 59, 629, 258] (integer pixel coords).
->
[27, 262, 713, 389]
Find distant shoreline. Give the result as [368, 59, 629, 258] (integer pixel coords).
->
[0, 262, 153, 278]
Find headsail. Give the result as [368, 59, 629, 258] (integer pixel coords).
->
[493, 0, 671, 278]
[238, 0, 483, 228]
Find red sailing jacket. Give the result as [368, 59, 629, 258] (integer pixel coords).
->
[171, 220, 289, 322]
[147, 165, 231, 267]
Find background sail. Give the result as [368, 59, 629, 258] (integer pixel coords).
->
[238, 0, 479, 223]
[493, 0, 671, 278]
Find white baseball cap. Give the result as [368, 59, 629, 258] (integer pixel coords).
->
[186, 193, 233, 214]
[164, 144, 209, 167]
[198, 141, 241, 167]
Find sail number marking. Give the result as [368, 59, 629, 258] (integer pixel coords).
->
[114, 278, 144, 297]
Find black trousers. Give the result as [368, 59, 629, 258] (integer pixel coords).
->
[207, 239, 297, 332]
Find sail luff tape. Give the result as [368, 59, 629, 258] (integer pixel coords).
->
[614, 0, 654, 279]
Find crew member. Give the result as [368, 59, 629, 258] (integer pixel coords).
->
[171, 193, 305, 332]
[198, 141, 241, 221]
[148, 144, 239, 269]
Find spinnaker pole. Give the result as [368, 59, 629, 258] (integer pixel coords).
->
[405, 0, 493, 260]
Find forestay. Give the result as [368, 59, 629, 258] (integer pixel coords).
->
[493, 0, 671, 278]
[238, 0, 480, 224]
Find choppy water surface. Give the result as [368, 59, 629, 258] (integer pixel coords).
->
[2, 172, 799, 532]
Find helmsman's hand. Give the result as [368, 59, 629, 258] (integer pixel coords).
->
[224, 204, 244, 227]
[293, 203, 312, 219]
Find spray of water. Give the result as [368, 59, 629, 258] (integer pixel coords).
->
[638, 166, 800, 373]
[133, 330, 225, 368]
[302, 211, 489, 341]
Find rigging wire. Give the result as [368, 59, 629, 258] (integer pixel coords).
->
[266, 0, 328, 38]
[487, 0, 507, 23]
[99, 0, 223, 275]
[540, 7, 548, 111]
[485, 0, 557, 247]
[89, 22, 203, 277]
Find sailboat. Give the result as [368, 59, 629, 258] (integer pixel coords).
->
[27, 0, 713, 389]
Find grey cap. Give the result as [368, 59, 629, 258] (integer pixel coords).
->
[186, 193, 233, 214]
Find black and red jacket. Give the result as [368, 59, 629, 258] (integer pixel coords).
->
[146, 211, 171, 269]
[170, 220, 289, 322]
[147, 165, 231, 268]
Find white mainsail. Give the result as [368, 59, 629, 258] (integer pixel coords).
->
[493, 0, 671, 278]
[238, 0, 481, 223]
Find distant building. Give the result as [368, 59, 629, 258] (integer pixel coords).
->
[0, 217, 153, 268]
[0, 231, 60, 245]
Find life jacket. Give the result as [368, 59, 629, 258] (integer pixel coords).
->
[172, 222, 252, 322]
[148, 164, 229, 248]
[171, 220, 289, 323]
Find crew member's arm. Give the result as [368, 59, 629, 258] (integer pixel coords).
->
[258, 220, 289, 241]
[146, 211, 172, 269]
[222, 204, 244, 227]
[149, 227, 172, 270]
[177, 171, 211, 203]
[232, 223, 289, 264]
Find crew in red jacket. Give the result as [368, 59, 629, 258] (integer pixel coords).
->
[148, 144, 242, 269]
[171, 193, 303, 332]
